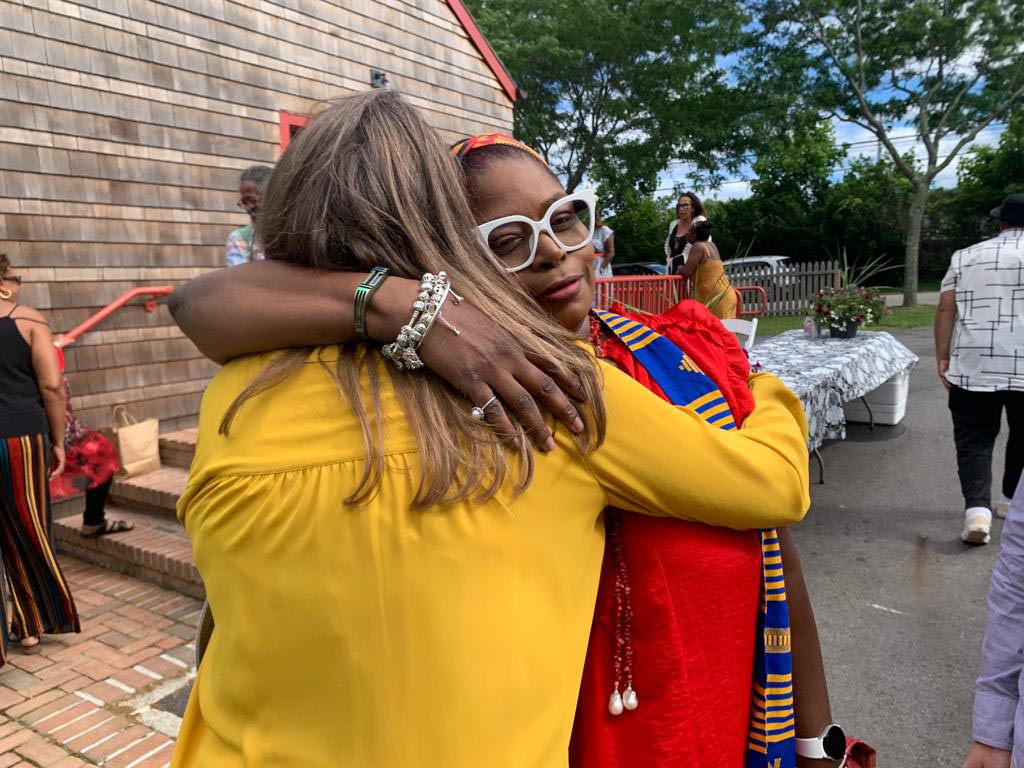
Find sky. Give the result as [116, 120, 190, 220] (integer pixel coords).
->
[655, 117, 1007, 202]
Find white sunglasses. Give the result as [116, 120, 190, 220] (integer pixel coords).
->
[475, 189, 597, 273]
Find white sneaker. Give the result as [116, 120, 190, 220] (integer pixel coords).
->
[962, 507, 992, 545]
[996, 496, 1011, 519]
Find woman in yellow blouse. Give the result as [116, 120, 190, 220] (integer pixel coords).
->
[171, 91, 808, 767]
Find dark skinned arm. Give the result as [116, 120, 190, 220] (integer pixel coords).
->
[22, 311, 67, 477]
[169, 261, 585, 449]
[678, 242, 706, 279]
[933, 289, 956, 392]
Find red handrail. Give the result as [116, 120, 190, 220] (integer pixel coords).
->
[56, 286, 174, 347]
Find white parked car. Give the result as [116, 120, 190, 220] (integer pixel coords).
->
[723, 255, 794, 286]
[723, 255, 791, 273]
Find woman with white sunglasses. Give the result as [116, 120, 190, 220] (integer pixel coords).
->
[169, 106, 818, 767]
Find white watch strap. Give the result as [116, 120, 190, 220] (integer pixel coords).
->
[795, 735, 829, 759]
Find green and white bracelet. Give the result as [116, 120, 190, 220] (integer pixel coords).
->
[353, 266, 391, 340]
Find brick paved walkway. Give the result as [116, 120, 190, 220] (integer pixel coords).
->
[1, 558, 199, 767]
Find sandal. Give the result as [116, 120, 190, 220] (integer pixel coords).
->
[80, 519, 135, 539]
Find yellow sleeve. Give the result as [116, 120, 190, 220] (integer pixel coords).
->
[584, 366, 810, 530]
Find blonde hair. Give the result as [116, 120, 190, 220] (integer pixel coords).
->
[221, 90, 606, 509]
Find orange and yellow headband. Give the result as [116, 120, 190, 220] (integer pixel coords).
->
[449, 132, 547, 166]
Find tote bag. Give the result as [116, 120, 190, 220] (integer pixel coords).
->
[111, 406, 161, 478]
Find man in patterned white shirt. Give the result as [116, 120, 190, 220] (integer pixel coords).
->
[935, 193, 1024, 545]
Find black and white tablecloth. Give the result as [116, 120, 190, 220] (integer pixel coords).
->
[751, 330, 919, 451]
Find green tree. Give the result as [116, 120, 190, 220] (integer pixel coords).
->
[955, 110, 1024, 214]
[923, 110, 1024, 277]
[746, 0, 1024, 305]
[707, 117, 843, 259]
[464, 0, 750, 209]
[747, 117, 845, 255]
[605, 190, 675, 264]
[822, 156, 914, 276]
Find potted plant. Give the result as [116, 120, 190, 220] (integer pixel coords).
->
[810, 250, 894, 338]
[811, 285, 888, 338]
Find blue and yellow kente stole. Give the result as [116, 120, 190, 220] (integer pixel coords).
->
[594, 309, 796, 768]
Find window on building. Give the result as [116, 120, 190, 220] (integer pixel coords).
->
[279, 112, 309, 151]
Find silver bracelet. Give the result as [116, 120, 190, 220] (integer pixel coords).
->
[381, 272, 458, 371]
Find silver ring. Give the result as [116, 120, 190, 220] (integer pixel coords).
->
[471, 395, 498, 421]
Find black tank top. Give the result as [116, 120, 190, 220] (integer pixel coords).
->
[0, 305, 49, 438]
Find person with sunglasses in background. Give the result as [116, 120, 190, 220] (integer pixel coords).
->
[225, 165, 273, 266]
[0, 254, 79, 663]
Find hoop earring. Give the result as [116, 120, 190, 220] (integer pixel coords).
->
[0, 287, 12, 300]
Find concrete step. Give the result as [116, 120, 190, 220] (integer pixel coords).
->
[111, 465, 188, 517]
[160, 427, 198, 469]
[54, 507, 203, 600]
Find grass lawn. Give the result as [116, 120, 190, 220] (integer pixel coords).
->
[756, 304, 937, 338]
[882, 278, 943, 294]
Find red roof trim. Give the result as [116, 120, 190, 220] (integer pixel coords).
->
[446, 0, 520, 103]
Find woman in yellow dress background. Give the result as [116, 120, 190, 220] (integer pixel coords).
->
[674, 217, 738, 319]
[171, 90, 808, 767]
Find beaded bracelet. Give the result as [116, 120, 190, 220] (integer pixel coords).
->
[382, 272, 449, 371]
[353, 266, 390, 340]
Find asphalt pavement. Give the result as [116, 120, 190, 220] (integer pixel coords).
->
[791, 326, 1008, 767]
[885, 291, 940, 307]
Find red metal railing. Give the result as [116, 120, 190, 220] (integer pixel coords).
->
[56, 286, 174, 347]
[594, 275, 685, 314]
[595, 275, 767, 318]
[734, 285, 768, 318]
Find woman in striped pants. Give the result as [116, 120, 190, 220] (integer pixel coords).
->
[0, 254, 79, 665]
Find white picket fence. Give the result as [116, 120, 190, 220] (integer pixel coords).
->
[726, 260, 839, 317]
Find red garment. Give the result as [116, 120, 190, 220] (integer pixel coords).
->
[570, 300, 762, 768]
[49, 379, 119, 501]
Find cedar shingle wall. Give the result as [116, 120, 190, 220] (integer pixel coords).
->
[0, 0, 513, 430]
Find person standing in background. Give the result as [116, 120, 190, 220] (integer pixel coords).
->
[664, 191, 707, 272]
[593, 213, 615, 279]
[49, 343, 132, 539]
[0, 254, 79, 660]
[934, 193, 1024, 545]
[225, 165, 273, 266]
[674, 218, 737, 319]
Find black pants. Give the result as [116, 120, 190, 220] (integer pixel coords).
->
[948, 386, 1024, 510]
[82, 477, 112, 527]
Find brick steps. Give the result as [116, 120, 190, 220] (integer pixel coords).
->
[54, 508, 202, 600]
[55, 428, 202, 599]
[110, 466, 188, 518]
[159, 428, 197, 470]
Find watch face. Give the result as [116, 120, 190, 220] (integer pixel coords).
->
[823, 724, 847, 759]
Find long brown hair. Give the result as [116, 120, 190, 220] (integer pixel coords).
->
[221, 90, 606, 509]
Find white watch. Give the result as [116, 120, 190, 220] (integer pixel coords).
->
[795, 723, 847, 761]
